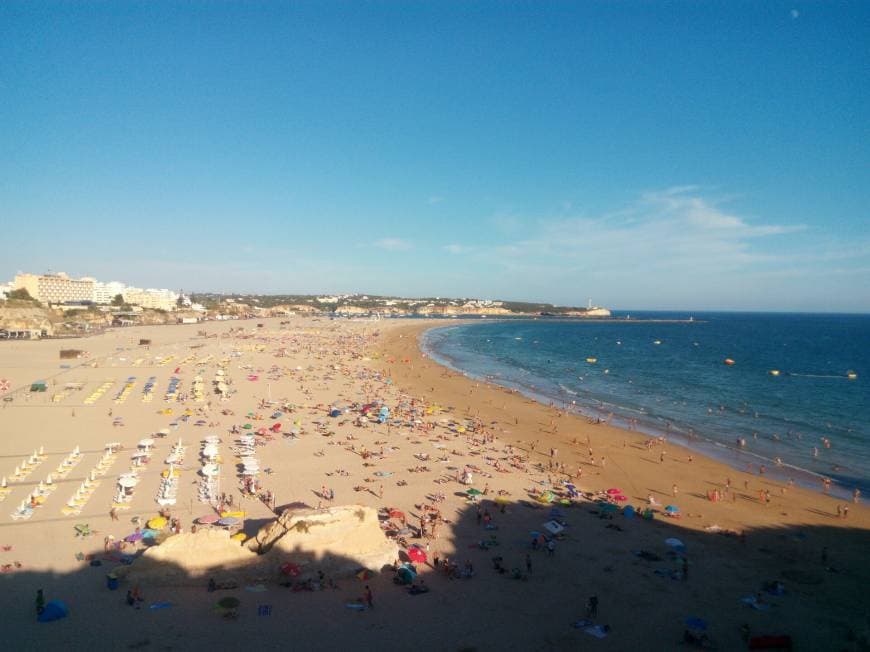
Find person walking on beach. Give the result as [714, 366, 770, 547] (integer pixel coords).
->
[525, 553, 532, 574]
[854, 487, 861, 504]
[364, 585, 373, 608]
[35, 589, 45, 615]
[587, 595, 598, 618]
[672, 484, 678, 497]
[110, 507, 118, 521]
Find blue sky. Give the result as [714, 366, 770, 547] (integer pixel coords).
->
[1, 1, 868, 311]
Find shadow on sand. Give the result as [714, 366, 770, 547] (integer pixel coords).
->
[2, 497, 870, 651]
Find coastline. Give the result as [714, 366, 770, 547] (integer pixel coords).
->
[0, 316, 868, 650]
[375, 321, 869, 535]
[418, 322, 861, 500]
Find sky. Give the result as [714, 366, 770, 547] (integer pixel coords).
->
[1, 1, 868, 312]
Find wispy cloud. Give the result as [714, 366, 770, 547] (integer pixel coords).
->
[373, 238, 413, 251]
[428, 195, 445, 205]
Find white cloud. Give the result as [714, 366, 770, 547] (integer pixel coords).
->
[428, 196, 445, 205]
[373, 238, 412, 251]
[465, 187, 827, 286]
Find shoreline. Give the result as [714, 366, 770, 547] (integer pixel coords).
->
[1, 316, 868, 651]
[375, 321, 869, 535]
[418, 323, 862, 501]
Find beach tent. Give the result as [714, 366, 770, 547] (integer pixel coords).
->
[30, 381, 47, 393]
[396, 565, 417, 585]
[38, 600, 69, 623]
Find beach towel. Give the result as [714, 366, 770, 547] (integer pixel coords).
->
[742, 596, 771, 610]
[584, 625, 609, 639]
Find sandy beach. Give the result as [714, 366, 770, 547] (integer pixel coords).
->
[1, 317, 868, 651]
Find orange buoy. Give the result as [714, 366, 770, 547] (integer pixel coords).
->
[724, 358, 735, 366]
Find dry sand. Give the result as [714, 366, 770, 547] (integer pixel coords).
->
[0, 317, 867, 651]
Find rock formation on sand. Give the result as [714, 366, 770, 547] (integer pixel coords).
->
[117, 528, 258, 586]
[120, 505, 397, 586]
[248, 504, 397, 578]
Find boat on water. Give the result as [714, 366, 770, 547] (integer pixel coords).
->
[724, 358, 735, 366]
[847, 370, 858, 380]
[586, 357, 597, 364]
[769, 369, 781, 376]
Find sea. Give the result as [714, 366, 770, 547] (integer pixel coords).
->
[421, 312, 870, 498]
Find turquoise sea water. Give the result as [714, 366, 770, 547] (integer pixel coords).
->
[421, 313, 869, 496]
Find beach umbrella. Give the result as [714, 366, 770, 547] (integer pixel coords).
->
[197, 514, 219, 524]
[665, 537, 685, 548]
[216, 596, 240, 609]
[614, 495, 628, 502]
[407, 547, 427, 563]
[117, 475, 138, 488]
[388, 509, 405, 520]
[38, 600, 69, 623]
[218, 516, 240, 526]
[201, 464, 220, 477]
[685, 617, 707, 631]
[147, 516, 168, 529]
[356, 569, 373, 581]
[243, 424, 253, 430]
[494, 496, 510, 505]
[665, 505, 680, 514]
[281, 562, 301, 577]
[606, 488, 622, 495]
[124, 531, 144, 543]
[466, 488, 483, 496]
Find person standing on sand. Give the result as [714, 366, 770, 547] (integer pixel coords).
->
[525, 553, 532, 574]
[660, 451, 666, 463]
[364, 585, 373, 608]
[587, 596, 598, 618]
[854, 488, 861, 504]
[672, 484, 678, 497]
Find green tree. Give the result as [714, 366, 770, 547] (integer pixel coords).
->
[111, 294, 125, 306]
[7, 287, 35, 301]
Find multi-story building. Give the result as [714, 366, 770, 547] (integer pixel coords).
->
[123, 288, 179, 311]
[13, 273, 95, 304]
[93, 281, 127, 304]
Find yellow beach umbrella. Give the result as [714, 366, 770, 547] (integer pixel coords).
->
[147, 516, 168, 529]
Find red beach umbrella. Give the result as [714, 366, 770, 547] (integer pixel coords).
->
[606, 488, 622, 495]
[407, 547, 427, 564]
